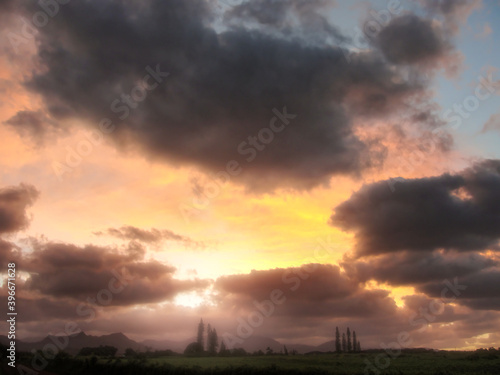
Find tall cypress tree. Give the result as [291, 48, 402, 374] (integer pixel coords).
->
[209, 328, 219, 355]
[206, 324, 212, 353]
[197, 319, 205, 351]
[335, 327, 341, 353]
[352, 331, 357, 352]
[219, 340, 228, 356]
[347, 327, 352, 352]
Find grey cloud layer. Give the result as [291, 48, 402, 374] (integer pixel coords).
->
[0, 0, 496, 347]
[342, 251, 497, 286]
[331, 160, 500, 256]
[215, 264, 397, 318]
[0, 183, 208, 308]
[331, 159, 500, 310]
[2, 0, 461, 190]
[4, 110, 64, 145]
[20, 241, 209, 306]
[375, 14, 452, 65]
[0, 183, 39, 234]
[94, 225, 201, 247]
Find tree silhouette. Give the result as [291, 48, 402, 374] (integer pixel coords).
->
[357, 340, 362, 352]
[208, 327, 219, 355]
[284, 345, 289, 356]
[347, 327, 352, 352]
[232, 347, 248, 356]
[206, 323, 212, 352]
[213, 329, 219, 354]
[124, 348, 136, 357]
[219, 340, 229, 356]
[352, 331, 357, 352]
[335, 327, 341, 353]
[184, 342, 203, 356]
[197, 319, 205, 351]
[341, 333, 347, 352]
[79, 345, 117, 357]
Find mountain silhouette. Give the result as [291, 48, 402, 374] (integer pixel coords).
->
[0, 331, 146, 355]
[1, 332, 331, 355]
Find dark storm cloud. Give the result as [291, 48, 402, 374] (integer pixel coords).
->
[27, 267, 206, 306]
[0, 239, 20, 269]
[0, 183, 39, 235]
[331, 160, 500, 256]
[94, 225, 200, 247]
[465, 298, 500, 311]
[4, 110, 62, 145]
[375, 14, 451, 65]
[14, 297, 80, 322]
[216, 264, 356, 301]
[0, 0, 14, 12]
[21, 240, 208, 306]
[342, 251, 497, 286]
[23, 241, 146, 272]
[419, 269, 500, 310]
[8, 0, 440, 190]
[215, 264, 397, 318]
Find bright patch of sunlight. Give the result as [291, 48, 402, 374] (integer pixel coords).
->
[174, 291, 208, 308]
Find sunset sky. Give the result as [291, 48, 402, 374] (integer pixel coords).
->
[1, 0, 500, 351]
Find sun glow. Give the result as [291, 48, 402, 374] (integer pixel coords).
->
[174, 291, 209, 308]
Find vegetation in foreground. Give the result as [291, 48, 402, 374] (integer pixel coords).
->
[2, 347, 500, 375]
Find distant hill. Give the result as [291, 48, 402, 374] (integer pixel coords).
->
[142, 337, 194, 353]
[236, 335, 283, 353]
[286, 343, 317, 353]
[315, 339, 335, 352]
[141, 335, 284, 354]
[0, 335, 32, 353]
[0, 332, 335, 355]
[1, 332, 147, 355]
[142, 335, 316, 354]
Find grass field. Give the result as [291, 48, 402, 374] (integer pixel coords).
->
[124, 350, 500, 375]
[6, 350, 500, 375]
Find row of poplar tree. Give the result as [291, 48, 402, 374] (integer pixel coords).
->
[335, 327, 361, 352]
[196, 318, 228, 355]
[194, 320, 362, 355]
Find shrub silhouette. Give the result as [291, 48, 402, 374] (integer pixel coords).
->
[184, 342, 204, 356]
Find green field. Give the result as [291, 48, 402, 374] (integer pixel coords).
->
[108, 351, 500, 375]
[7, 350, 500, 375]
[146, 352, 500, 374]
[147, 353, 368, 372]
